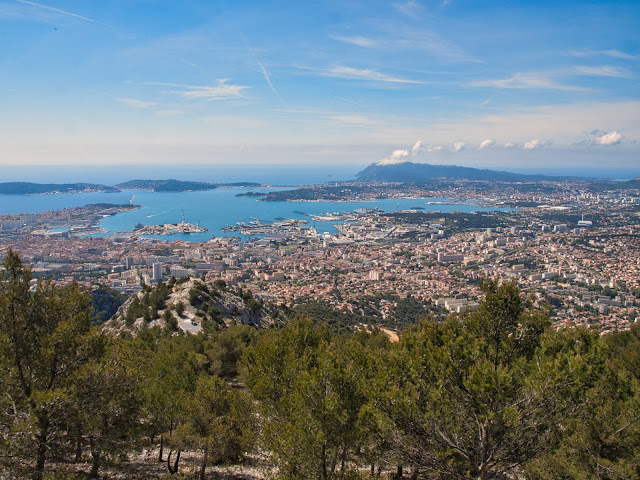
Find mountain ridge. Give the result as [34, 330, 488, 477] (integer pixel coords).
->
[355, 161, 575, 182]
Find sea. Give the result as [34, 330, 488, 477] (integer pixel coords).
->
[0, 165, 514, 242]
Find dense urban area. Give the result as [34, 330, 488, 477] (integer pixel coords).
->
[1, 178, 639, 334]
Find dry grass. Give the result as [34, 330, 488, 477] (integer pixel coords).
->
[14, 448, 275, 480]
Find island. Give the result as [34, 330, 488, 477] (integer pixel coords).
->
[115, 179, 219, 192]
[236, 191, 268, 198]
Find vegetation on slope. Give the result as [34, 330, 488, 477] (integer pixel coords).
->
[1, 250, 639, 480]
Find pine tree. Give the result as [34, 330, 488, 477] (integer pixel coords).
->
[0, 249, 94, 480]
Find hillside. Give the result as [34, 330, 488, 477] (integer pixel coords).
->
[115, 179, 219, 192]
[593, 177, 640, 190]
[356, 161, 569, 183]
[103, 277, 283, 335]
[0, 182, 118, 194]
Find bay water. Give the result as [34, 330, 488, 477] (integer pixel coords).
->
[0, 187, 510, 241]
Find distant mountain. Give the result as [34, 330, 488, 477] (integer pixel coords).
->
[115, 179, 218, 192]
[0, 182, 118, 195]
[356, 162, 570, 183]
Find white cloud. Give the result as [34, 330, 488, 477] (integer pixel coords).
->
[375, 24, 477, 63]
[179, 58, 197, 67]
[328, 115, 380, 127]
[470, 73, 584, 91]
[426, 145, 443, 152]
[391, 149, 409, 159]
[357, 101, 640, 152]
[573, 65, 630, 78]
[571, 49, 640, 61]
[452, 141, 466, 152]
[334, 96, 365, 107]
[595, 131, 623, 146]
[377, 149, 409, 165]
[329, 35, 376, 48]
[116, 97, 156, 109]
[478, 139, 495, 150]
[504, 142, 515, 148]
[313, 65, 424, 84]
[15, 0, 100, 23]
[411, 140, 424, 154]
[392, 1, 424, 18]
[170, 79, 248, 101]
[258, 62, 282, 101]
[523, 139, 548, 150]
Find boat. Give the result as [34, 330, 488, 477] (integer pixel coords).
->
[354, 207, 383, 214]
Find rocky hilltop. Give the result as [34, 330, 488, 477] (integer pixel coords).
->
[104, 277, 283, 335]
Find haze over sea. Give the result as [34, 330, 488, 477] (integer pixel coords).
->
[2, 163, 639, 186]
[0, 164, 514, 241]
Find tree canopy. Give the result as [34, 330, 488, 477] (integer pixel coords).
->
[1, 250, 638, 479]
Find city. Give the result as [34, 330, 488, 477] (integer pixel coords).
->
[2, 177, 638, 336]
[2, 1, 640, 477]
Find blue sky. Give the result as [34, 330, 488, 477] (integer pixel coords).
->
[1, 0, 639, 175]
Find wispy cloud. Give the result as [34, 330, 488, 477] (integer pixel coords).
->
[329, 35, 376, 48]
[392, 1, 424, 18]
[179, 58, 197, 68]
[258, 62, 283, 101]
[572, 65, 631, 78]
[327, 115, 381, 128]
[330, 23, 476, 63]
[375, 24, 478, 63]
[15, 0, 100, 23]
[570, 49, 640, 61]
[334, 96, 366, 107]
[470, 72, 585, 91]
[116, 98, 156, 108]
[311, 65, 424, 84]
[143, 79, 249, 101]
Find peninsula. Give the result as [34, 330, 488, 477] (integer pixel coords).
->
[0, 182, 119, 195]
[0, 179, 263, 195]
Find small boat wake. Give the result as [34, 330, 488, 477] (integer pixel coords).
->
[146, 209, 171, 218]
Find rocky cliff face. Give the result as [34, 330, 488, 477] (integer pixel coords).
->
[103, 278, 283, 335]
